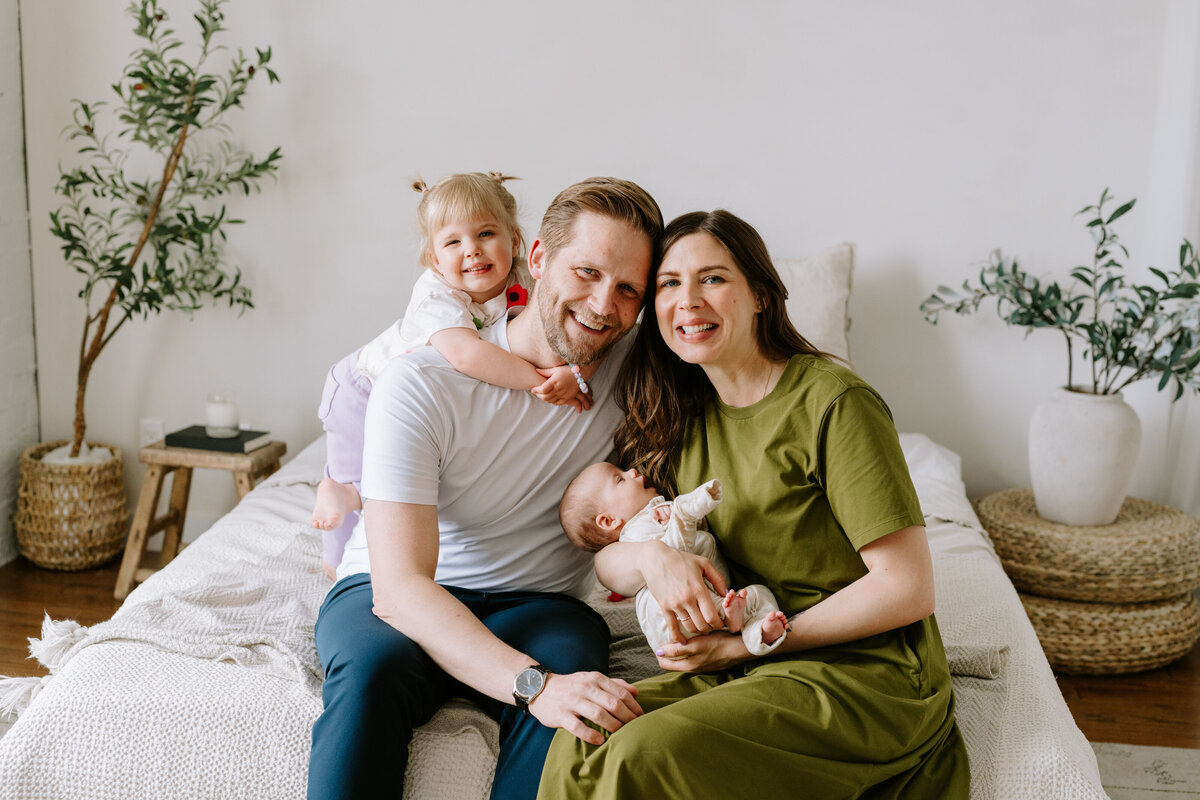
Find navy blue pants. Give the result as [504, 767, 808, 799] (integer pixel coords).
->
[307, 574, 610, 800]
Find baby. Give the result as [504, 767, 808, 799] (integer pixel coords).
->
[559, 462, 790, 656]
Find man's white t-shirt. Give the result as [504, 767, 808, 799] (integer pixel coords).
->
[336, 319, 633, 599]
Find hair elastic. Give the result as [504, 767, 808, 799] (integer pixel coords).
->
[570, 364, 589, 395]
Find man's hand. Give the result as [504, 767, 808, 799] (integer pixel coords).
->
[527, 671, 642, 745]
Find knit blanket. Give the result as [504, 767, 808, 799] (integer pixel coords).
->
[0, 523, 324, 718]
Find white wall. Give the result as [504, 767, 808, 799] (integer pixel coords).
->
[1, 0, 38, 565]
[18, 0, 1199, 537]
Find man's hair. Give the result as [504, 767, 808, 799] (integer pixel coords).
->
[559, 471, 614, 553]
[412, 172, 525, 270]
[537, 177, 664, 260]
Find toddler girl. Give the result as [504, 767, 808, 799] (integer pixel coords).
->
[560, 463, 790, 656]
[312, 172, 592, 577]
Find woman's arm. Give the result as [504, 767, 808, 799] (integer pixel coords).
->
[429, 328, 591, 411]
[654, 525, 935, 672]
[366, 498, 641, 743]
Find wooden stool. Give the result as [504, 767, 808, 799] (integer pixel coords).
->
[114, 440, 287, 600]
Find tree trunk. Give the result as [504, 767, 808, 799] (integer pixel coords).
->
[67, 90, 195, 458]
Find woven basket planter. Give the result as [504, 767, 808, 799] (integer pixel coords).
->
[1020, 591, 1200, 675]
[974, 489, 1200, 603]
[14, 440, 129, 570]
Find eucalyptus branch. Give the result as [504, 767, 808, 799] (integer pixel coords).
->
[921, 189, 1200, 402]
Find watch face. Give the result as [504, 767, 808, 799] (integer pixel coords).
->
[515, 667, 544, 698]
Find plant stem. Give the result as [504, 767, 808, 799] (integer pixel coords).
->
[69, 83, 197, 457]
[1065, 333, 1073, 389]
[1089, 223, 1105, 394]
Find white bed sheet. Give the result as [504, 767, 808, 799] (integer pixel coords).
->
[0, 434, 1109, 800]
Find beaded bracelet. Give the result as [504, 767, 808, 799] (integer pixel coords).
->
[570, 364, 590, 395]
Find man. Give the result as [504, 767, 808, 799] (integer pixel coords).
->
[308, 177, 663, 799]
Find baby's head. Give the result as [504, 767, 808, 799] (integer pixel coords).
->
[412, 172, 526, 299]
[560, 462, 659, 553]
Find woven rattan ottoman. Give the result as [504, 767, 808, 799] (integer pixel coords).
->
[973, 488, 1200, 675]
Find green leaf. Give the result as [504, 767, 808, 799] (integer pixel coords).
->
[1106, 199, 1136, 225]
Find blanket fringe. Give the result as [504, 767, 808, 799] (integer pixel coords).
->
[28, 614, 89, 672]
[0, 675, 52, 718]
[0, 615, 90, 720]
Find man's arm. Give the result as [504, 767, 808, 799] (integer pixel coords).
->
[365, 498, 642, 744]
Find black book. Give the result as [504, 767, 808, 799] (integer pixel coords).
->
[163, 425, 272, 453]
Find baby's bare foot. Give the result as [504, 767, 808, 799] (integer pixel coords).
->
[311, 477, 361, 530]
[761, 610, 790, 645]
[722, 589, 747, 634]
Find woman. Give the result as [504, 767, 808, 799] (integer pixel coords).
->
[538, 210, 970, 798]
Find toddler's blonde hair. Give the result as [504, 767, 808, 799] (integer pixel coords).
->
[412, 172, 525, 270]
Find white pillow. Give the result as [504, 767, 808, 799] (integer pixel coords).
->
[775, 242, 854, 366]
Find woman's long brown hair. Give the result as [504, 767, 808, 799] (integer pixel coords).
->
[613, 209, 831, 494]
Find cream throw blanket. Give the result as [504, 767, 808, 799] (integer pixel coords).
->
[1, 523, 323, 718]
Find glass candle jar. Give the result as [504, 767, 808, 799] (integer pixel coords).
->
[205, 392, 239, 438]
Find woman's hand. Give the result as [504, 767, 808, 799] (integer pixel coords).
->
[655, 630, 752, 673]
[639, 541, 729, 643]
[527, 671, 643, 745]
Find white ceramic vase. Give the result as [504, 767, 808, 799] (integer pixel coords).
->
[1028, 387, 1142, 526]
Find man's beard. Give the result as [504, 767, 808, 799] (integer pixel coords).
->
[539, 288, 623, 366]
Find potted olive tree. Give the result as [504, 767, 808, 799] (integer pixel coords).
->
[14, 0, 281, 569]
[921, 190, 1200, 525]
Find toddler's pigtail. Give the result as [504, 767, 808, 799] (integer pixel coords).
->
[487, 171, 518, 186]
[412, 178, 429, 194]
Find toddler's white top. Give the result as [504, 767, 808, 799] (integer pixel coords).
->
[355, 263, 531, 383]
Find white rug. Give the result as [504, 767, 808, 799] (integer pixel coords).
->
[1093, 742, 1200, 799]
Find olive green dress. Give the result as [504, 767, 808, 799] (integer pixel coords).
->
[538, 355, 971, 799]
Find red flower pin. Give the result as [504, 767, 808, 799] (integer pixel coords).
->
[506, 284, 528, 310]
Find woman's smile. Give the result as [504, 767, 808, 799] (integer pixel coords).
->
[677, 320, 718, 337]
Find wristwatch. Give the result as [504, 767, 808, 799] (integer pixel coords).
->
[513, 664, 550, 711]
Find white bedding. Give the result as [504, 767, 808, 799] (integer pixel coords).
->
[0, 434, 1109, 799]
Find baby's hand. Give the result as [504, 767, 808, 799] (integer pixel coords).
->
[533, 366, 592, 412]
[707, 479, 722, 502]
[652, 504, 672, 524]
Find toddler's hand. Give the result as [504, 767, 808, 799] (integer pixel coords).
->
[532, 365, 592, 412]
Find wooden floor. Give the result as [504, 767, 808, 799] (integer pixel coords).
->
[1, 555, 1198, 748]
